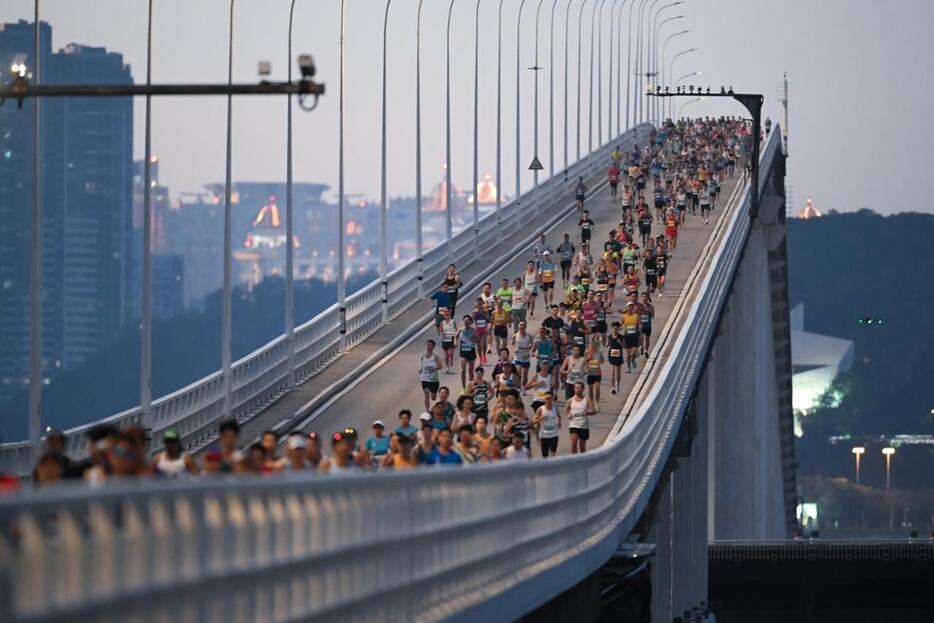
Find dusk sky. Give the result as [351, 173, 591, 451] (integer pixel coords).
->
[2, 0, 932, 215]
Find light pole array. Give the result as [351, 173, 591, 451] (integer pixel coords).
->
[851, 446, 865, 485]
[883, 446, 895, 530]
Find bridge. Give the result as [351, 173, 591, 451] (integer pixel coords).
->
[0, 5, 795, 623]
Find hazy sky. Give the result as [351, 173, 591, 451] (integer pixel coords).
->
[2, 0, 932, 215]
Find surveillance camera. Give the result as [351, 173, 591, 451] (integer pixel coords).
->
[258, 61, 272, 77]
[298, 54, 316, 79]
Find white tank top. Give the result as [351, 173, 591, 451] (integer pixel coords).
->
[441, 319, 456, 340]
[420, 354, 439, 382]
[156, 454, 187, 478]
[533, 373, 553, 401]
[524, 271, 539, 289]
[514, 333, 532, 362]
[569, 396, 589, 429]
[538, 404, 559, 438]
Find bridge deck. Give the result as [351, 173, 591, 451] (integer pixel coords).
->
[248, 166, 743, 452]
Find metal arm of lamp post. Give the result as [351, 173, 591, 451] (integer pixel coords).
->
[637, 0, 662, 124]
[516, 0, 528, 221]
[379, 0, 393, 322]
[666, 46, 697, 119]
[653, 17, 684, 122]
[672, 69, 700, 119]
[649, 88, 764, 222]
[649, 1, 683, 123]
[659, 29, 689, 120]
[445, 0, 456, 256]
[472, 0, 481, 260]
[596, 0, 609, 147]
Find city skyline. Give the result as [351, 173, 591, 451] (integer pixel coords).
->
[2, 1, 932, 216]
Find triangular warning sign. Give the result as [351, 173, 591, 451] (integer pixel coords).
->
[528, 155, 544, 171]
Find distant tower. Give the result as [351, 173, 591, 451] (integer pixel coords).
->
[798, 197, 821, 219]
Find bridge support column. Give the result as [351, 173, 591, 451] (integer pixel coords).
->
[650, 479, 673, 623]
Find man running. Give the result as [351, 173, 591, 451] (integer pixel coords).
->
[566, 381, 594, 454]
[458, 315, 478, 389]
[557, 234, 575, 286]
[532, 390, 561, 458]
[640, 291, 655, 357]
[621, 302, 640, 373]
[574, 175, 587, 216]
[522, 260, 540, 319]
[419, 339, 443, 411]
[578, 209, 595, 246]
[607, 322, 624, 394]
[540, 251, 557, 306]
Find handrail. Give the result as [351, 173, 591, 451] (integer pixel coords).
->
[0, 125, 654, 476]
[0, 127, 785, 623]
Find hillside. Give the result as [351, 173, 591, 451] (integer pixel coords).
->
[788, 210, 934, 436]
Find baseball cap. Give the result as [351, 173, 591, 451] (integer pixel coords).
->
[372, 419, 385, 428]
[163, 429, 180, 442]
[419, 412, 432, 422]
[286, 435, 308, 450]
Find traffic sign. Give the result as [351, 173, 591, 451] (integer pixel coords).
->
[528, 155, 543, 171]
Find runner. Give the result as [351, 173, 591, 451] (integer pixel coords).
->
[443, 264, 463, 314]
[438, 309, 457, 373]
[585, 336, 604, 411]
[699, 184, 712, 225]
[578, 209, 594, 246]
[523, 260, 540, 319]
[566, 382, 594, 454]
[540, 250, 557, 306]
[643, 248, 658, 295]
[557, 234, 575, 286]
[419, 339, 443, 411]
[621, 302, 641, 373]
[532, 390, 561, 458]
[492, 298, 510, 352]
[471, 297, 491, 364]
[655, 243, 669, 297]
[637, 205, 654, 247]
[467, 367, 491, 420]
[574, 175, 587, 216]
[664, 207, 680, 255]
[429, 281, 454, 329]
[512, 320, 533, 390]
[608, 162, 620, 199]
[533, 326, 555, 374]
[526, 360, 554, 412]
[607, 322, 624, 394]
[458, 315, 478, 389]
[640, 291, 656, 357]
[561, 344, 587, 401]
[510, 278, 529, 331]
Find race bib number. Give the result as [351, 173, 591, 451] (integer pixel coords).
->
[626, 326, 638, 335]
[609, 348, 622, 357]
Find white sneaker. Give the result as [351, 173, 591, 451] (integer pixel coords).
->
[704, 219, 708, 225]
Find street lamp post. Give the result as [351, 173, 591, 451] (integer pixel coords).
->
[649, 1, 683, 123]
[445, 0, 456, 254]
[627, 0, 647, 128]
[532, 0, 545, 216]
[549, 0, 560, 192]
[563, 0, 573, 176]
[338, 0, 347, 347]
[659, 30, 689, 119]
[415, 0, 425, 292]
[285, 0, 299, 386]
[587, 0, 597, 163]
[221, 0, 235, 414]
[379, 0, 393, 321]
[141, 0, 154, 423]
[637, 0, 662, 124]
[496, 0, 505, 242]
[653, 17, 685, 122]
[28, 1, 42, 457]
[596, 0, 608, 147]
[851, 446, 865, 485]
[883, 446, 895, 530]
[516, 0, 528, 223]
[473, 0, 481, 260]
[576, 0, 590, 163]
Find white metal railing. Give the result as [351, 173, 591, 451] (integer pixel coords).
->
[0, 126, 654, 476]
[0, 128, 783, 623]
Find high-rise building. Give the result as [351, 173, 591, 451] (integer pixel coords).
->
[0, 21, 133, 412]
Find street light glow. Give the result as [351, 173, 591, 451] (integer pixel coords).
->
[882, 447, 895, 456]
[851, 446, 865, 455]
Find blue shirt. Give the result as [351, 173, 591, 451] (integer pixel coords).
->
[394, 424, 419, 439]
[426, 448, 463, 466]
[431, 291, 454, 312]
[365, 436, 390, 456]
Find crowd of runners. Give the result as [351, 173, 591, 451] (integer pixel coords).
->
[23, 117, 752, 487]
